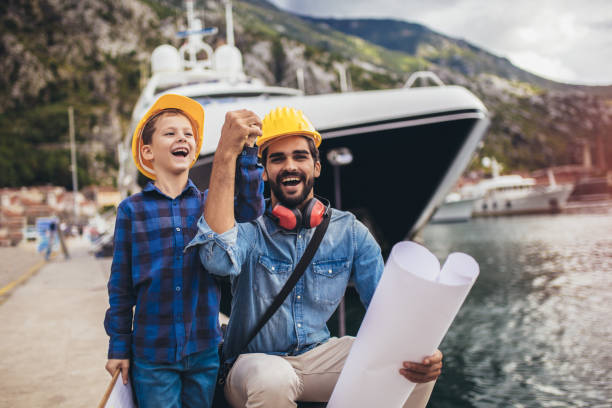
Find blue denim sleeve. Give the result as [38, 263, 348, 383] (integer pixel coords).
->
[351, 218, 384, 309]
[104, 202, 136, 359]
[186, 215, 256, 278]
[234, 146, 264, 223]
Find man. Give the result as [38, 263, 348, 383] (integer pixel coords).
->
[189, 107, 442, 407]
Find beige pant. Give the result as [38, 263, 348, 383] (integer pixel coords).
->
[224, 336, 436, 408]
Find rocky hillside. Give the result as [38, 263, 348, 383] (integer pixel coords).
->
[1, 0, 610, 187]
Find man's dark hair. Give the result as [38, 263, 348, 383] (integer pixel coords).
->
[141, 108, 189, 145]
[260, 136, 320, 166]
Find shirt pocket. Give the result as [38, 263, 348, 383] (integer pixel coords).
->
[253, 255, 293, 300]
[312, 258, 350, 305]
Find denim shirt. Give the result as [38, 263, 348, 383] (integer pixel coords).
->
[187, 207, 384, 361]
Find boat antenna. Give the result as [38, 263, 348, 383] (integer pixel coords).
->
[491, 157, 501, 178]
[296, 67, 305, 92]
[177, 0, 217, 70]
[223, 0, 235, 47]
[334, 62, 350, 93]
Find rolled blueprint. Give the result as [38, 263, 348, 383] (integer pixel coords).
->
[327, 241, 479, 408]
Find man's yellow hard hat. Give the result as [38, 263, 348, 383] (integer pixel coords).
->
[131, 94, 204, 180]
[257, 107, 321, 157]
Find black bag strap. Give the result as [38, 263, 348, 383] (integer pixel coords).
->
[236, 209, 332, 355]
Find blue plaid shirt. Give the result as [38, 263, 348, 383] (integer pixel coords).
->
[104, 147, 264, 363]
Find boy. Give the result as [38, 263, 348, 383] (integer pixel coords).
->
[104, 94, 263, 408]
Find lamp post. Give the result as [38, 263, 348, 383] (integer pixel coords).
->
[68, 106, 78, 222]
[326, 147, 353, 337]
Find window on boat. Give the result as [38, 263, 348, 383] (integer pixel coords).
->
[154, 80, 220, 94]
[193, 93, 295, 106]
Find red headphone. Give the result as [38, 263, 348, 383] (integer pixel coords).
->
[268, 197, 329, 231]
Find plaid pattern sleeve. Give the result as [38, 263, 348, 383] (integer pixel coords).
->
[104, 202, 136, 360]
[234, 146, 264, 222]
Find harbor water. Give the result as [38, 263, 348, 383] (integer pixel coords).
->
[333, 212, 612, 407]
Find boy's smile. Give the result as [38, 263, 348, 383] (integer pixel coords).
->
[142, 113, 197, 176]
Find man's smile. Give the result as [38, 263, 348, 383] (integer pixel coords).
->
[277, 172, 305, 193]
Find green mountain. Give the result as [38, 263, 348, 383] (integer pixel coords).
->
[0, 0, 610, 188]
[300, 16, 612, 95]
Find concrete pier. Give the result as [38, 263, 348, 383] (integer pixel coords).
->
[0, 239, 111, 407]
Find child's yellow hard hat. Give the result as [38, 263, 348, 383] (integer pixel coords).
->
[257, 107, 321, 157]
[131, 94, 204, 180]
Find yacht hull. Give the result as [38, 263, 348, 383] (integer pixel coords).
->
[473, 185, 574, 217]
[191, 105, 488, 253]
[430, 198, 476, 223]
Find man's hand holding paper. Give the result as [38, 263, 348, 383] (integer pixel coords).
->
[400, 349, 443, 383]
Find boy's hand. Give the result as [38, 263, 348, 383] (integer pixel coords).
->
[106, 359, 130, 385]
[399, 349, 443, 383]
[218, 110, 262, 158]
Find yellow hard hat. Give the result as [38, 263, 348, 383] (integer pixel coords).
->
[257, 107, 321, 157]
[131, 94, 204, 180]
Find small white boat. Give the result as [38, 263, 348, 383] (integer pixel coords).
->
[430, 192, 476, 223]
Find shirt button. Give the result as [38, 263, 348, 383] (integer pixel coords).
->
[328, 269, 332, 274]
[297, 295, 301, 300]
[298, 235, 302, 239]
[271, 267, 275, 271]
[175, 286, 181, 292]
[176, 227, 181, 232]
[297, 323, 302, 328]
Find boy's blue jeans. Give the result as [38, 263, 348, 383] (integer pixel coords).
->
[132, 345, 219, 408]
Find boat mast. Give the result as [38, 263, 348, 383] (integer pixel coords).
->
[178, 0, 216, 70]
[224, 0, 235, 47]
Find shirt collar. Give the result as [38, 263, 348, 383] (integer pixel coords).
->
[143, 179, 199, 198]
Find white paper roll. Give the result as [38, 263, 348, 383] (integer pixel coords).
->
[327, 241, 479, 408]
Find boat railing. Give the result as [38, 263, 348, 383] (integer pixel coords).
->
[404, 71, 445, 88]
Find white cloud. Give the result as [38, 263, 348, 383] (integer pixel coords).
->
[268, 0, 612, 85]
[508, 51, 577, 83]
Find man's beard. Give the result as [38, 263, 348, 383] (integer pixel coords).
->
[269, 170, 314, 209]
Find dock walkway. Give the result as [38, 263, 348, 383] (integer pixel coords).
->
[0, 239, 112, 407]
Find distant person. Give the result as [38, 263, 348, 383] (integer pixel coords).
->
[188, 107, 442, 407]
[44, 222, 56, 261]
[104, 94, 264, 408]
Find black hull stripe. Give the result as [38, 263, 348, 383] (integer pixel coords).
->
[192, 108, 485, 168]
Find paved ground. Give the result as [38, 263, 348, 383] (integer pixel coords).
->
[0, 238, 113, 407]
[0, 241, 44, 292]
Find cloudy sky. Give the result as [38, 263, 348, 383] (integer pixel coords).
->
[268, 0, 612, 86]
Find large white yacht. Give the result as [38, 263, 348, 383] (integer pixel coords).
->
[118, 0, 490, 248]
